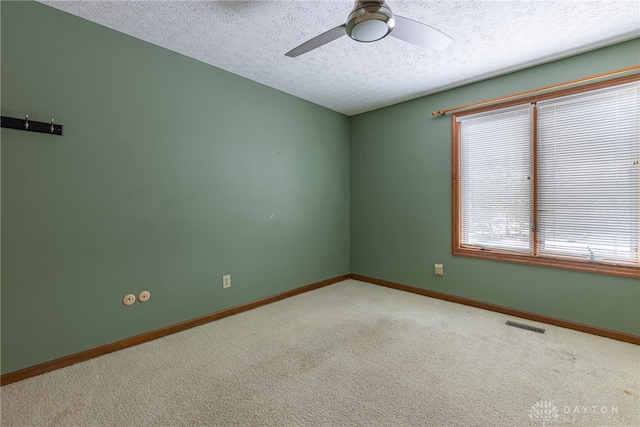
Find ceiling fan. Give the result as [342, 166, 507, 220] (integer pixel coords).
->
[285, 0, 453, 58]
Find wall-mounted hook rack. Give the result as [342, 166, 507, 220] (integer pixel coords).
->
[1, 114, 63, 136]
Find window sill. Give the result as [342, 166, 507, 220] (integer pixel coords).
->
[453, 246, 640, 279]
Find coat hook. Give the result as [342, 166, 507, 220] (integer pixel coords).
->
[24, 114, 29, 130]
[50, 118, 55, 133]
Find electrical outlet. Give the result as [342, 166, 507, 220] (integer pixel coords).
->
[122, 294, 136, 306]
[222, 274, 231, 289]
[434, 264, 444, 276]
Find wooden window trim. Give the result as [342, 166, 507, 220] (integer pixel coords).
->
[452, 74, 640, 279]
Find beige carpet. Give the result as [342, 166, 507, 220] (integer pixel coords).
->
[1, 279, 638, 426]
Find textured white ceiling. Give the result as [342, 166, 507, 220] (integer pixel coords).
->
[40, 1, 640, 116]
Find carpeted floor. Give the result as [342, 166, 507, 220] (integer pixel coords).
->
[1, 279, 638, 426]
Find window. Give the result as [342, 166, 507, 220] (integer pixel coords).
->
[452, 76, 639, 278]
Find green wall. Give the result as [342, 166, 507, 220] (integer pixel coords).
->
[2, 2, 638, 377]
[1, 2, 350, 374]
[351, 38, 640, 336]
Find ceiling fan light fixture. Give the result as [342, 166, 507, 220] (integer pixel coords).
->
[285, 0, 453, 58]
[346, 1, 395, 42]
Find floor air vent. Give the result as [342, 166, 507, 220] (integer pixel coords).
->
[506, 321, 545, 334]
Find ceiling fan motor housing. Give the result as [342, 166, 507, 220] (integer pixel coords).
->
[346, 1, 395, 42]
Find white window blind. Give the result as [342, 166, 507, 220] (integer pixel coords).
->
[459, 106, 533, 252]
[537, 82, 640, 263]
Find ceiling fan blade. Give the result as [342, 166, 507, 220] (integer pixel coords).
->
[285, 24, 347, 58]
[390, 15, 452, 50]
